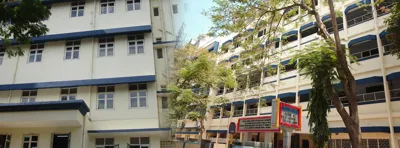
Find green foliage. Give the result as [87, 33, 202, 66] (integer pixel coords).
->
[168, 45, 237, 128]
[293, 42, 337, 148]
[0, 0, 50, 56]
[384, 1, 400, 58]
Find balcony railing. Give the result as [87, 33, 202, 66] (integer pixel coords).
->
[233, 109, 243, 117]
[213, 113, 220, 119]
[378, 3, 395, 16]
[351, 47, 379, 60]
[347, 12, 373, 28]
[330, 88, 400, 105]
[246, 108, 258, 116]
[326, 23, 344, 33]
[383, 43, 396, 54]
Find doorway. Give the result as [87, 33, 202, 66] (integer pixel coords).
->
[52, 134, 70, 148]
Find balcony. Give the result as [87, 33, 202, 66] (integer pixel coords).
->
[0, 100, 89, 128]
[323, 17, 344, 34]
[329, 88, 400, 105]
[233, 109, 243, 117]
[346, 6, 373, 28]
[246, 108, 257, 116]
[351, 47, 379, 61]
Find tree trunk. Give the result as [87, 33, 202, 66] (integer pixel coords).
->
[199, 117, 205, 142]
[326, 0, 362, 147]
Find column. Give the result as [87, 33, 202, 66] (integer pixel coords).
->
[216, 133, 220, 144]
[282, 128, 294, 148]
[371, 0, 398, 147]
[264, 132, 273, 147]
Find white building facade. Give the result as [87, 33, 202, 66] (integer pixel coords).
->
[0, 0, 184, 148]
[178, 0, 400, 148]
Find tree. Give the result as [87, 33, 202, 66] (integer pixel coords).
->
[205, 0, 382, 147]
[384, 0, 400, 58]
[167, 44, 237, 141]
[0, 0, 50, 56]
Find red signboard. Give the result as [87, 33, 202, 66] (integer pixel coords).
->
[278, 102, 302, 129]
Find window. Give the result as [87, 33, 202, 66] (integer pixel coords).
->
[29, 44, 44, 63]
[172, 5, 178, 14]
[60, 88, 77, 101]
[97, 86, 114, 109]
[96, 138, 114, 148]
[21, 90, 37, 103]
[100, 0, 115, 14]
[130, 137, 150, 148]
[128, 34, 145, 54]
[127, 0, 141, 11]
[160, 85, 167, 91]
[0, 46, 4, 65]
[153, 7, 159, 16]
[23, 135, 38, 148]
[161, 97, 168, 109]
[156, 37, 162, 42]
[258, 29, 266, 38]
[65, 40, 80, 59]
[157, 48, 163, 59]
[129, 84, 147, 108]
[71, 1, 85, 17]
[98, 37, 114, 57]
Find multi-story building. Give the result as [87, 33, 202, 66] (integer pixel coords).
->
[177, 0, 400, 148]
[0, 0, 185, 147]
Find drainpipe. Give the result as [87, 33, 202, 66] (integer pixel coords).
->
[295, 7, 302, 106]
[9, 54, 20, 103]
[371, 0, 397, 147]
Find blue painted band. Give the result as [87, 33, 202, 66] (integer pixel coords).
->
[88, 128, 171, 133]
[263, 96, 275, 102]
[1, 25, 152, 45]
[348, 35, 377, 47]
[322, 14, 331, 22]
[176, 132, 200, 135]
[206, 130, 227, 134]
[330, 126, 395, 133]
[0, 75, 156, 91]
[0, 100, 90, 116]
[280, 75, 296, 81]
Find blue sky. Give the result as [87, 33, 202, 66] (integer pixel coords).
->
[183, 0, 214, 40]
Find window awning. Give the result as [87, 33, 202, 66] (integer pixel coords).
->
[387, 71, 400, 81]
[281, 59, 296, 65]
[232, 101, 244, 105]
[379, 30, 391, 38]
[298, 89, 311, 96]
[247, 28, 255, 32]
[229, 55, 239, 61]
[263, 96, 276, 102]
[355, 76, 383, 85]
[278, 92, 296, 98]
[322, 14, 331, 22]
[300, 22, 316, 31]
[282, 30, 298, 37]
[245, 98, 259, 103]
[222, 40, 233, 45]
[344, 0, 372, 14]
[265, 38, 280, 45]
[208, 41, 220, 52]
[348, 35, 377, 47]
